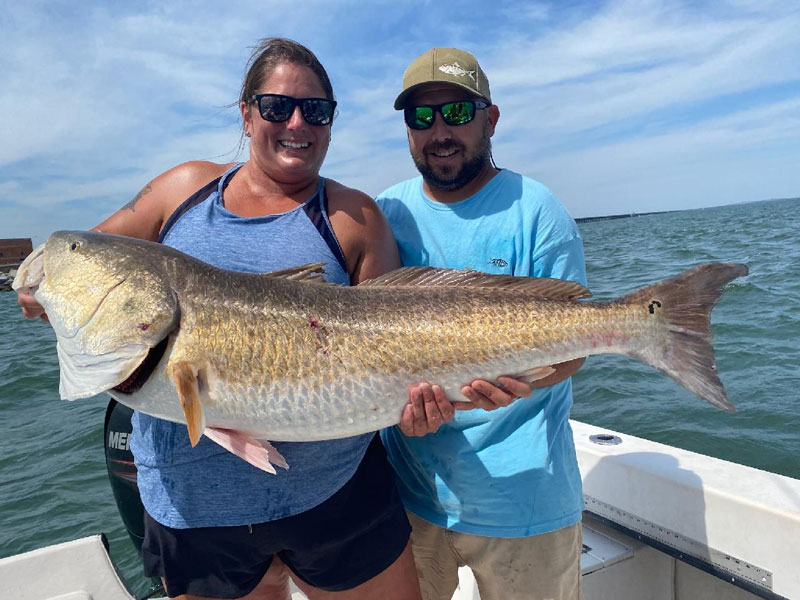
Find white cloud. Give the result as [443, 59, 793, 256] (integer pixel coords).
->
[488, 3, 800, 133]
[0, 0, 798, 242]
[521, 95, 800, 216]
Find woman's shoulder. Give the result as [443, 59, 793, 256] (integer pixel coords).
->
[92, 161, 236, 241]
[155, 161, 236, 200]
[323, 178, 385, 233]
[323, 177, 373, 207]
[322, 177, 401, 282]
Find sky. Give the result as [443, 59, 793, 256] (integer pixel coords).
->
[1, 0, 799, 246]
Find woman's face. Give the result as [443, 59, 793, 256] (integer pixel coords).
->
[242, 62, 332, 185]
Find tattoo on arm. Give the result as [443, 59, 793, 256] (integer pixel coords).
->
[123, 183, 153, 212]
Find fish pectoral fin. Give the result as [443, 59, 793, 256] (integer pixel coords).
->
[509, 365, 556, 384]
[203, 428, 289, 474]
[171, 361, 206, 447]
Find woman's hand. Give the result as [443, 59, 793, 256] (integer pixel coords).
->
[17, 290, 48, 322]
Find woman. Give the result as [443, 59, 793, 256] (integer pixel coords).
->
[20, 38, 422, 600]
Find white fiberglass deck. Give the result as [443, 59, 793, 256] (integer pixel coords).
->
[2, 420, 798, 600]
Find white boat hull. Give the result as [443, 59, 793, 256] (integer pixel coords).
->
[2, 420, 798, 600]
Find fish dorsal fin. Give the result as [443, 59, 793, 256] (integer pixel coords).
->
[263, 262, 327, 282]
[359, 267, 591, 300]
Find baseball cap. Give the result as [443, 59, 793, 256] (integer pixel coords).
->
[394, 47, 491, 110]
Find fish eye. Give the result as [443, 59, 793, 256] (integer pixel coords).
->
[70, 242, 80, 251]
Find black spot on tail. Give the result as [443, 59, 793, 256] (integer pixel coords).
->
[622, 262, 748, 411]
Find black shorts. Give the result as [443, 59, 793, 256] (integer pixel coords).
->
[141, 436, 411, 598]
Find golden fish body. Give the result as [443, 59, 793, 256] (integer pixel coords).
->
[14, 231, 747, 471]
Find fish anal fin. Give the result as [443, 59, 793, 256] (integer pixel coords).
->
[204, 427, 289, 474]
[360, 267, 591, 300]
[171, 361, 205, 447]
[509, 365, 556, 385]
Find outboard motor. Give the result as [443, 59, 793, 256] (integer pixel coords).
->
[103, 399, 146, 553]
[103, 399, 164, 599]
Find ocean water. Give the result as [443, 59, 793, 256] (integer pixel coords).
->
[0, 197, 798, 595]
[571, 197, 800, 478]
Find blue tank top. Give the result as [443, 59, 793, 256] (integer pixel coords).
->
[129, 163, 374, 528]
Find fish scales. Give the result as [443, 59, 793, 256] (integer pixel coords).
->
[13, 231, 747, 471]
[174, 281, 650, 413]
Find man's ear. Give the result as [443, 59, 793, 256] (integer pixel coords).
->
[487, 104, 500, 137]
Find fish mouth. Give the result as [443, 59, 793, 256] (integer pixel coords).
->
[12, 243, 46, 295]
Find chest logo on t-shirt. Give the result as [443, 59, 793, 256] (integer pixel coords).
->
[489, 258, 508, 268]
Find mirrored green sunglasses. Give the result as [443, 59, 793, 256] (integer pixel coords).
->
[404, 100, 489, 130]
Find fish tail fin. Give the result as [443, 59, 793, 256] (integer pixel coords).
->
[620, 262, 747, 411]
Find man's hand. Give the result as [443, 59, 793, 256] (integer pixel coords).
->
[397, 359, 586, 435]
[398, 383, 458, 437]
[397, 377, 541, 436]
[461, 359, 586, 410]
[17, 291, 48, 322]
[460, 376, 536, 411]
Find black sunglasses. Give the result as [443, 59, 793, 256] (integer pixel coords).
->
[251, 94, 336, 126]
[404, 100, 489, 130]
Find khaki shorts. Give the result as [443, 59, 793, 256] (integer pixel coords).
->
[407, 512, 582, 600]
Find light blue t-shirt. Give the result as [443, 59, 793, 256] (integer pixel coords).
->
[377, 169, 587, 538]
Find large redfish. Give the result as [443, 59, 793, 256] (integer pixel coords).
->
[14, 231, 747, 472]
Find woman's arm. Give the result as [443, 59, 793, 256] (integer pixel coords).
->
[325, 180, 401, 284]
[18, 161, 230, 320]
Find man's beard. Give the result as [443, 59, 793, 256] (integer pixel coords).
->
[413, 128, 492, 192]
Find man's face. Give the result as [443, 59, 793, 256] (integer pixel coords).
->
[405, 84, 497, 192]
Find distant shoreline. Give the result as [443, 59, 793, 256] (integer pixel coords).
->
[576, 210, 670, 223]
[4, 197, 798, 247]
[575, 195, 799, 223]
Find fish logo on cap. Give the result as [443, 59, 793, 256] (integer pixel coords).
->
[438, 62, 476, 82]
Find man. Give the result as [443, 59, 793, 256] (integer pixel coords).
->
[377, 48, 588, 600]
